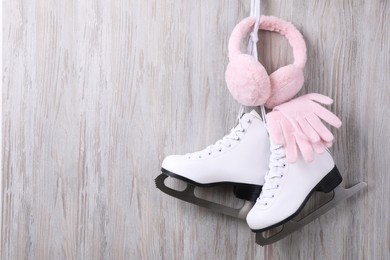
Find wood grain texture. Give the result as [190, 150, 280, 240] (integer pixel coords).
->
[2, 0, 389, 259]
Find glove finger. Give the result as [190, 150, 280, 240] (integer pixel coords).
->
[306, 114, 335, 142]
[324, 140, 333, 148]
[297, 117, 321, 143]
[266, 112, 285, 145]
[280, 119, 297, 163]
[312, 103, 342, 128]
[305, 93, 334, 105]
[285, 137, 298, 163]
[294, 133, 314, 162]
[312, 141, 326, 154]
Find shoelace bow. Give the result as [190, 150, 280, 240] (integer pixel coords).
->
[258, 144, 287, 205]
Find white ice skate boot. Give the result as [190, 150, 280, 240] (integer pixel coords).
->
[155, 110, 270, 219]
[246, 140, 342, 231]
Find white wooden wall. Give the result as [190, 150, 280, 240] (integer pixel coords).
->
[2, 0, 389, 259]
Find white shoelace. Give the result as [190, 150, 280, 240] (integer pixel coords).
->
[257, 144, 287, 205]
[186, 117, 250, 159]
[248, 0, 268, 126]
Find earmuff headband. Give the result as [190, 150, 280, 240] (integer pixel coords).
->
[228, 16, 307, 69]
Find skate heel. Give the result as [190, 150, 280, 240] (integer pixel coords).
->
[233, 184, 262, 202]
[316, 166, 343, 193]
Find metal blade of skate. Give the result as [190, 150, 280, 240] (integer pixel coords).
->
[255, 181, 367, 246]
[155, 173, 253, 220]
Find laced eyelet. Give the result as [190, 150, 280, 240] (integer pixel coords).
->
[272, 195, 275, 198]
[247, 119, 252, 124]
[265, 203, 268, 205]
[208, 152, 211, 155]
[242, 129, 246, 133]
[277, 185, 279, 188]
[228, 144, 232, 148]
[237, 137, 241, 141]
[218, 149, 222, 152]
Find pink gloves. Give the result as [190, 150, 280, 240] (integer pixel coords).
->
[266, 93, 342, 163]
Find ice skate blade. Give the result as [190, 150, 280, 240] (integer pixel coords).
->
[255, 181, 367, 246]
[155, 173, 253, 220]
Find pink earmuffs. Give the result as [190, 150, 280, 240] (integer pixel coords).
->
[225, 16, 307, 108]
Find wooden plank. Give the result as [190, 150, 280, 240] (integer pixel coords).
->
[2, 0, 389, 259]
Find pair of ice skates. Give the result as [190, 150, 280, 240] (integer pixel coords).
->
[155, 14, 366, 245]
[155, 109, 366, 245]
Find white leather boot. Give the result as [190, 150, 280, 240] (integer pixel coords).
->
[246, 140, 343, 231]
[161, 110, 270, 201]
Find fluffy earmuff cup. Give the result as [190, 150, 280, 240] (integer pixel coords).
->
[264, 64, 304, 109]
[225, 54, 271, 106]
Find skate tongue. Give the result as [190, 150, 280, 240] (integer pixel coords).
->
[249, 110, 262, 120]
[269, 137, 278, 147]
